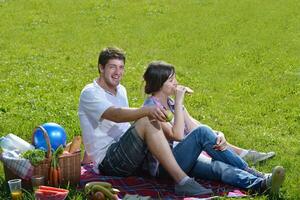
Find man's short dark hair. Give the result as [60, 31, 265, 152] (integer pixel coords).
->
[98, 47, 126, 67]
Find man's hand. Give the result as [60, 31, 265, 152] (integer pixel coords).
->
[146, 106, 168, 122]
[213, 131, 227, 151]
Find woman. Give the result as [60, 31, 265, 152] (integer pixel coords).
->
[142, 60, 273, 163]
[142, 61, 285, 196]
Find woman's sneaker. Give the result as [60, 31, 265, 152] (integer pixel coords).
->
[175, 178, 213, 196]
[265, 166, 285, 197]
[243, 150, 276, 165]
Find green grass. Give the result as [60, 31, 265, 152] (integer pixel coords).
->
[0, 0, 299, 199]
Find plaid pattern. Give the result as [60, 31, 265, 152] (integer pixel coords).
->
[0, 151, 33, 180]
[80, 164, 247, 199]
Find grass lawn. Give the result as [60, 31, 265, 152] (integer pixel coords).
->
[0, 0, 299, 199]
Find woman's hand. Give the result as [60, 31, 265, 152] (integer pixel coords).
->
[175, 85, 187, 104]
[213, 131, 228, 151]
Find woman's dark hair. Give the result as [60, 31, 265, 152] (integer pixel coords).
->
[143, 61, 175, 94]
[98, 47, 126, 67]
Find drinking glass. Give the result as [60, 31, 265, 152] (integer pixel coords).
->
[8, 179, 22, 200]
[31, 175, 45, 191]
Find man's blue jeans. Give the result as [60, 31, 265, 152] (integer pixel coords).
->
[158, 125, 264, 190]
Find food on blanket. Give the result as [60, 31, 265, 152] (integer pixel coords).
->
[166, 110, 173, 122]
[33, 122, 67, 151]
[37, 189, 61, 195]
[85, 181, 112, 193]
[21, 149, 46, 166]
[85, 181, 118, 200]
[68, 136, 81, 153]
[110, 188, 120, 194]
[35, 186, 69, 200]
[91, 185, 117, 200]
[38, 186, 68, 192]
[93, 191, 105, 200]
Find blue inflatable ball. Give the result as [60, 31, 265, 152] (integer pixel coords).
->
[33, 122, 67, 151]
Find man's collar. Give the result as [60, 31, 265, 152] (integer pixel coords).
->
[93, 79, 119, 96]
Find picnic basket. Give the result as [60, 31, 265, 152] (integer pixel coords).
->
[3, 125, 81, 188]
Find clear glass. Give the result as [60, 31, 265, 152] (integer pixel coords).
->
[31, 175, 45, 191]
[8, 179, 23, 200]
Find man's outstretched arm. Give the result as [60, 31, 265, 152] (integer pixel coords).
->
[102, 106, 167, 123]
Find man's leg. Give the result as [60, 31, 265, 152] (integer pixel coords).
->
[134, 118, 186, 183]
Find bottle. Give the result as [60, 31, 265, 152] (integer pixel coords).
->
[0, 136, 18, 152]
[5, 134, 34, 152]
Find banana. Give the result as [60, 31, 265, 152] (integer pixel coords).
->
[110, 188, 120, 194]
[91, 185, 115, 200]
[85, 181, 112, 193]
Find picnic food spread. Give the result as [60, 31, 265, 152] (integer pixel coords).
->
[35, 185, 69, 200]
[85, 181, 120, 200]
[0, 123, 83, 199]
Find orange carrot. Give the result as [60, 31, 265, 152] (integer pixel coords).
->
[48, 167, 51, 185]
[57, 166, 61, 185]
[49, 166, 54, 186]
[53, 168, 58, 187]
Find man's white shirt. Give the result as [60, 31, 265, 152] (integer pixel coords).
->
[78, 79, 131, 172]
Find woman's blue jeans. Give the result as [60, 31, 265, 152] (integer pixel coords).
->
[158, 125, 264, 190]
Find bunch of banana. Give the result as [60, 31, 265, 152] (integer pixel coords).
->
[85, 181, 120, 200]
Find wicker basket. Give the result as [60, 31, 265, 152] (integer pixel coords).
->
[58, 150, 81, 185]
[3, 125, 81, 188]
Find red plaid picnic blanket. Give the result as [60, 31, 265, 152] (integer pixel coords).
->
[80, 164, 247, 199]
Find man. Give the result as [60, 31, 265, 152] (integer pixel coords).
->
[79, 47, 284, 197]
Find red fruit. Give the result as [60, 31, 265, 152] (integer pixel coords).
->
[35, 188, 68, 200]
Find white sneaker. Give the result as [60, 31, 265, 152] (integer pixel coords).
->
[243, 150, 276, 165]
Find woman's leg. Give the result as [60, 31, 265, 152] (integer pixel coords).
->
[189, 159, 264, 190]
[158, 125, 264, 180]
[173, 125, 248, 171]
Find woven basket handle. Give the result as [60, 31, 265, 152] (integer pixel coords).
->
[32, 126, 52, 159]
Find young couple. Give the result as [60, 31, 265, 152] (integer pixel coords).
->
[79, 47, 285, 197]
